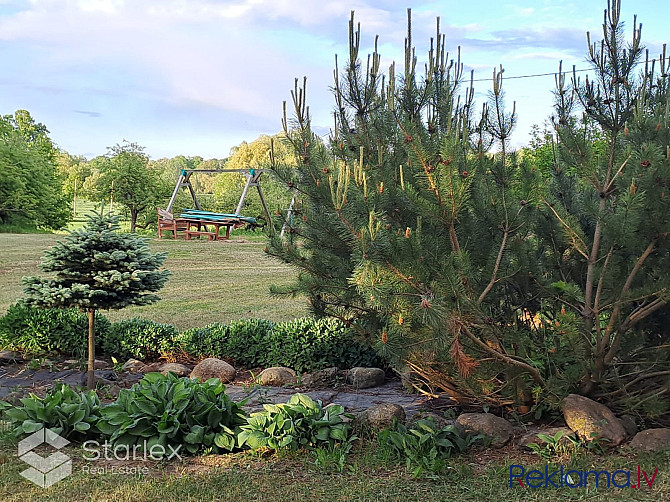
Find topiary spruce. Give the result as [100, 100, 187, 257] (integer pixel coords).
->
[22, 211, 169, 388]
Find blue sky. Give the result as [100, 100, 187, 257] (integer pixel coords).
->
[0, 0, 665, 160]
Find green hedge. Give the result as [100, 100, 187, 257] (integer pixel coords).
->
[0, 303, 111, 359]
[0, 304, 384, 372]
[101, 318, 179, 361]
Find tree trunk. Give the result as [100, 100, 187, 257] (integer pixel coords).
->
[130, 209, 138, 233]
[87, 308, 96, 390]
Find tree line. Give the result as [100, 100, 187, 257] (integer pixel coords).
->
[0, 114, 297, 232]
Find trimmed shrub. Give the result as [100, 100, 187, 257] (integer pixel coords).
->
[101, 317, 178, 360]
[176, 323, 231, 359]
[226, 319, 275, 367]
[0, 305, 383, 371]
[268, 317, 383, 373]
[0, 303, 110, 358]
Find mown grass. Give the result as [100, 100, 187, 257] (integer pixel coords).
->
[0, 233, 306, 329]
[0, 430, 668, 502]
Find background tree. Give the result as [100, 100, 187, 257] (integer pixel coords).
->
[214, 134, 296, 220]
[22, 212, 169, 388]
[0, 110, 70, 230]
[87, 141, 171, 232]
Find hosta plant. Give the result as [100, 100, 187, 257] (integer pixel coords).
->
[238, 393, 353, 451]
[97, 372, 246, 456]
[5, 384, 102, 439]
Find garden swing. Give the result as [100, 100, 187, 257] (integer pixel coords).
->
[158, 168, 274, 240]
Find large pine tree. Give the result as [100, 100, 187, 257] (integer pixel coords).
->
[269, 3, 670, 415]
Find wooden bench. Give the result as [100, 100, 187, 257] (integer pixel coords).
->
[157, 209, 188, 239]
[184, 230, 216, 241]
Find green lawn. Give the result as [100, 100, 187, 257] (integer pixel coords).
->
[0, 434, 668, 502]
[0, 233, 306, 329]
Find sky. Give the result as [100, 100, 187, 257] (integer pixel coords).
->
[0, 0, 666, 160]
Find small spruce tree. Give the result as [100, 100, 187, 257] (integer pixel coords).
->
[23, 211, 169, 388]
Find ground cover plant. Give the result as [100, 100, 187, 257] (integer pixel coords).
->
[96, 373, 246, 455]
[4, 384, 102, 439]
[238, 393, 352, 451]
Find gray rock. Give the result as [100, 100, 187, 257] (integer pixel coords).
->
[359, 403, 406, 430]
[347, 367, 385, 389]
[618, 415, 638, 438]
[257, 367, 297, 386]
[0, 350, 23, 364]
[190, 358, 236, 383]
[94, 359, 109, 370]
[629, 429, 670, 452]
[456, 413, 515, 447]
[302, 367, 340, 388]
[518, 427, 576, 449]
[159, 363, 191, 377]
[121, 358, 147, 373]
[563, 394, 626, 446]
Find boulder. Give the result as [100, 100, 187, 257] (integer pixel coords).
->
[94, 359, 109, 370]
[347, 367, 385, 389]
[629, 429, 670, 452]
[159, 363, 191, 377]
[190, 358, 236, 383]
[455, 413, 515, 447]
[563, 394, 626, 446]
[257, 367, 297, 386]
[518, 427, 576, 449]
[121, 358, 147, 373]
[302, 367, 340, 388]
[359, 403, 406, 430]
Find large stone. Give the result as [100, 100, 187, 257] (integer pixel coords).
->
[190, 358, 236, 383]
[359, 403, 406, 430]
[121, 358, 147, 373]
[456, 413, 515, 447]
[347, 367, 385, 389]
[302, 367, 340, 388]
[518, 427, 576, 450]
[94, 359, 109, 370]
[563, 394, 626, 446]
[629, 429, 670, 452]
[257, 367, 297, 386]
[159, 363, 191, 377]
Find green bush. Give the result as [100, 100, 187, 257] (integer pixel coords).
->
[176, 324, 229, 359]
[177, 318, 381, 371]
[268, 318, 383, 373]
[238, 393, 352, 451]
[226, 319, 275, 367]
[97, 372, 246, 456]
[0, 303, 111, 358]
[102, 318, 178, 360]
[4, 384, 102, 439]
[0, 305, 383, 371]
